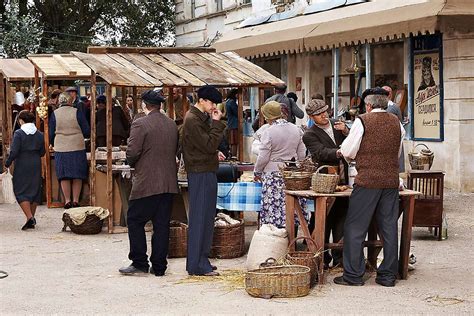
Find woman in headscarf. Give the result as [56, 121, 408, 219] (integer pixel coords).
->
[49, 93, 90, 209]
[5, 110, 45, 230]
[253, 101, 308, 228]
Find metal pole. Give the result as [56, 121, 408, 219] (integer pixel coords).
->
[332, 48, 340, 119]
[406, 37, 414, 139]
[365, 44, 372, 89]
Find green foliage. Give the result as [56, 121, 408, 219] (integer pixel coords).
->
[1, 3, 43, 58]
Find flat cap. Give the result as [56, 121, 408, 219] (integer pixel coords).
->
[197, 85, 222, 104]
[65, 86, 78, 93]
[306, 99, 328, 116]
[361, 87, 389, 101]
[142, 89, 165, 106]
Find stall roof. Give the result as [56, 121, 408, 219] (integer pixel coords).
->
[0, 59, 35, 81]
[27, 54, 92, 80]
[214, 0, 473, 58]
[71, 48, 283, 87]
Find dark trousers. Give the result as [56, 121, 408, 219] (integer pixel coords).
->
[127, 193, 173, 272]
[309, 197, 348, 266]
[343, 186, 399, 283]
[186, 172, 217, 275]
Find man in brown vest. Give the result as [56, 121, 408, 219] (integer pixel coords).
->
[334, 87, 405, 287]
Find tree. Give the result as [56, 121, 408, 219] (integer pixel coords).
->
[1, 3, 42, 58]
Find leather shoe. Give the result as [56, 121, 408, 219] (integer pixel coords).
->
[64, 202, 72, 209]
[375, 278, 395, 287]
[333, 276, 364, 286]
[150, 267, 165, 276]
[211, 265, 217, 271]
[203, 271, 220, 276]
[21, 218, 35, 231]
[119, 265, 148, 275]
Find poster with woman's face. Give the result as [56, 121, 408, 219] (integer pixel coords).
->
[413, 52, 441, 140]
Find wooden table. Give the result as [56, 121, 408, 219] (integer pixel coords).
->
[285, 189, 420, 285]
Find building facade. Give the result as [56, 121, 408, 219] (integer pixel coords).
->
[175, 0, 474, 192]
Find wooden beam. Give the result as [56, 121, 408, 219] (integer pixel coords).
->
[132, 86, 138, 115]
[106, 84, 113, 233]
[167, 87, 174, 120]
[34, 68, 40, 128]
[90, 71, 97, 206]
[237, 88, 244, 161]
[42, 75, 52, 207]
[0, 75, 6, 170]
[87, 46, 216, 54]
[258, 87, 265, 128]
[182, 87, 190, 118]
[52, 55, 77, 76]
[5, 80, 13, 152]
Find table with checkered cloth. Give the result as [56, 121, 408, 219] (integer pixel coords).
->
[216, 182, 315, 212]
[217, 182, 262, 211]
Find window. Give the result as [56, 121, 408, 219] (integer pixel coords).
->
[216, 0, 223, 11]
[241, 0, 251, 3]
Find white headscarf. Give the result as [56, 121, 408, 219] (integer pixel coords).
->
[20, 122, 37, 135]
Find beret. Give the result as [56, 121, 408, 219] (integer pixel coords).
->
[96, 95, 106, 104]
[197, 85, 222, 104]
[142, 89, 165, 106]
[65, 86, 78, 93]
[361, 87, 389, 101]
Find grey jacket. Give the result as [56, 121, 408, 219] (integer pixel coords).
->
[127, 110, 179, 200]
[265, 93, 304, 123]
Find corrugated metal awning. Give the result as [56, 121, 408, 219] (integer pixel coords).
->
[214, 0, 473, 58]
[0, 59, 35, 81]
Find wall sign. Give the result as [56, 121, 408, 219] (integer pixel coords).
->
[411, 35, 444, 141]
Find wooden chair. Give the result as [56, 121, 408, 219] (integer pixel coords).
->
[407, 170, 445, 240]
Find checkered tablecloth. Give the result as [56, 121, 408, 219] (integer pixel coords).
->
[217, 182, 262, 212]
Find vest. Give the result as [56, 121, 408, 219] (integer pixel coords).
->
[354, 112, 400, 189]
[53, 106, 85, 152]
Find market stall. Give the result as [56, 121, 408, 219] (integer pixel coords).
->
[0, 59, 36, 169]
[27, 54, 92, 208]
[71, 46, 284, 233]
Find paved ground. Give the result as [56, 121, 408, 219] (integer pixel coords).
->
[1, 190, 473, 315]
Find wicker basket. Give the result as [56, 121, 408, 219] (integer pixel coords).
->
[245, 265, 311, 299]
[286, 237, 321, 286]
[282, 171, 313, 191]
[210, 219, 245, 259]
[62, 213, 104, 235]
[168, 221, 188, 258]
[409, 143, 434, 170]
[312, 165, 339, 194]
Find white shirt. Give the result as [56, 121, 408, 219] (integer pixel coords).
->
[340, 109, 405, 160]
[20, 123, 37, 135]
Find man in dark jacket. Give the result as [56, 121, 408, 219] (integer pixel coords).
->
[302, 98, 349, 268]
[182, 86, 226, 276]
[265, 83, 304, 124]
[119, 90, 179, 277]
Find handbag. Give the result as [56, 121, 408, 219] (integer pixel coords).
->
[216, 162, 239, 183]
[1, 169, 16, 204]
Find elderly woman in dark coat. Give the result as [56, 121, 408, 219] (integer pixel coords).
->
[49, 93, 90, 209]
[5, 110, 45, 230]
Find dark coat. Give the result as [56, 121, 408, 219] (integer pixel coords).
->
[126, 110, 179, 200]
[302, 120, 348, 184]
[96, 106, 130, 140]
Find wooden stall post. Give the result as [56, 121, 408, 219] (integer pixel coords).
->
[237, 87, 244, 161]
[34, 68, 40, 128]
[121, 87, 126, 106]
[106, 84, 113, 233]
[0, 75, 6, 170]
[167, 87, 175, 120]
[182, 87, 190, 117]
[132, 86, 138, 115]
[258, 87, 265, 127]
[90, 71, 97, 206]
[41, 75, 52, 206]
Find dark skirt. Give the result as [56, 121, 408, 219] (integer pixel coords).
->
[55, 150, 88, 180]
[12, 154, 43, 204]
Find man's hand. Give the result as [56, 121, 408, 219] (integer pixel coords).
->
[218, 151, 226, 161]
[211, 108, 223, 121]
[336, 149, 343, 158]
[334, 121, 349, 134]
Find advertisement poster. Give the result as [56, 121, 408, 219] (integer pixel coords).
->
[413, 51, 442, 140]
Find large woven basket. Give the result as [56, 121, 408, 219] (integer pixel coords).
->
[210, 219, 245, 259]
[312, 165, 339, 194]
[245, 265, 311, 299]
[408, 143, 434, 170]
[168, 221, 188, 258]
[282, 171, 313, 191]
[62, 213, 104, 235]
[286, 237, 321, 286]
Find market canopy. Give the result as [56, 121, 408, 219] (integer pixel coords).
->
[27, 54, 92, 80]
[0, 59, 35, 81]
[213, 0, 473, 58]
[70, 48, 283, 87]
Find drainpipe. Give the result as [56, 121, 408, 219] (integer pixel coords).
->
[332, 47, 340, 119]
[365, 44, 372, 89]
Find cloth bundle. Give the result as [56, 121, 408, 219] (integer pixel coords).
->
[214, 212, 240, 227]
[64, 206, 110, 225]
[245, 224, 289, 270]
[0, 169, 16, 204]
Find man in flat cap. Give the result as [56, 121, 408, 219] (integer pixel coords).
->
[334, 87, 405, 287]
[182, 85, 226, 276]
[302, 98, 349, 268]
[119, 89, 179, 277]
[66, 86, 88, 125]
[265, 83, 304, 124]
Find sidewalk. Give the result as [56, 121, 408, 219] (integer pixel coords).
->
[0, 191, 473, 314]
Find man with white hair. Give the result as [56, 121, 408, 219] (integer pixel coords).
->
[334, 87, 405, 287]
